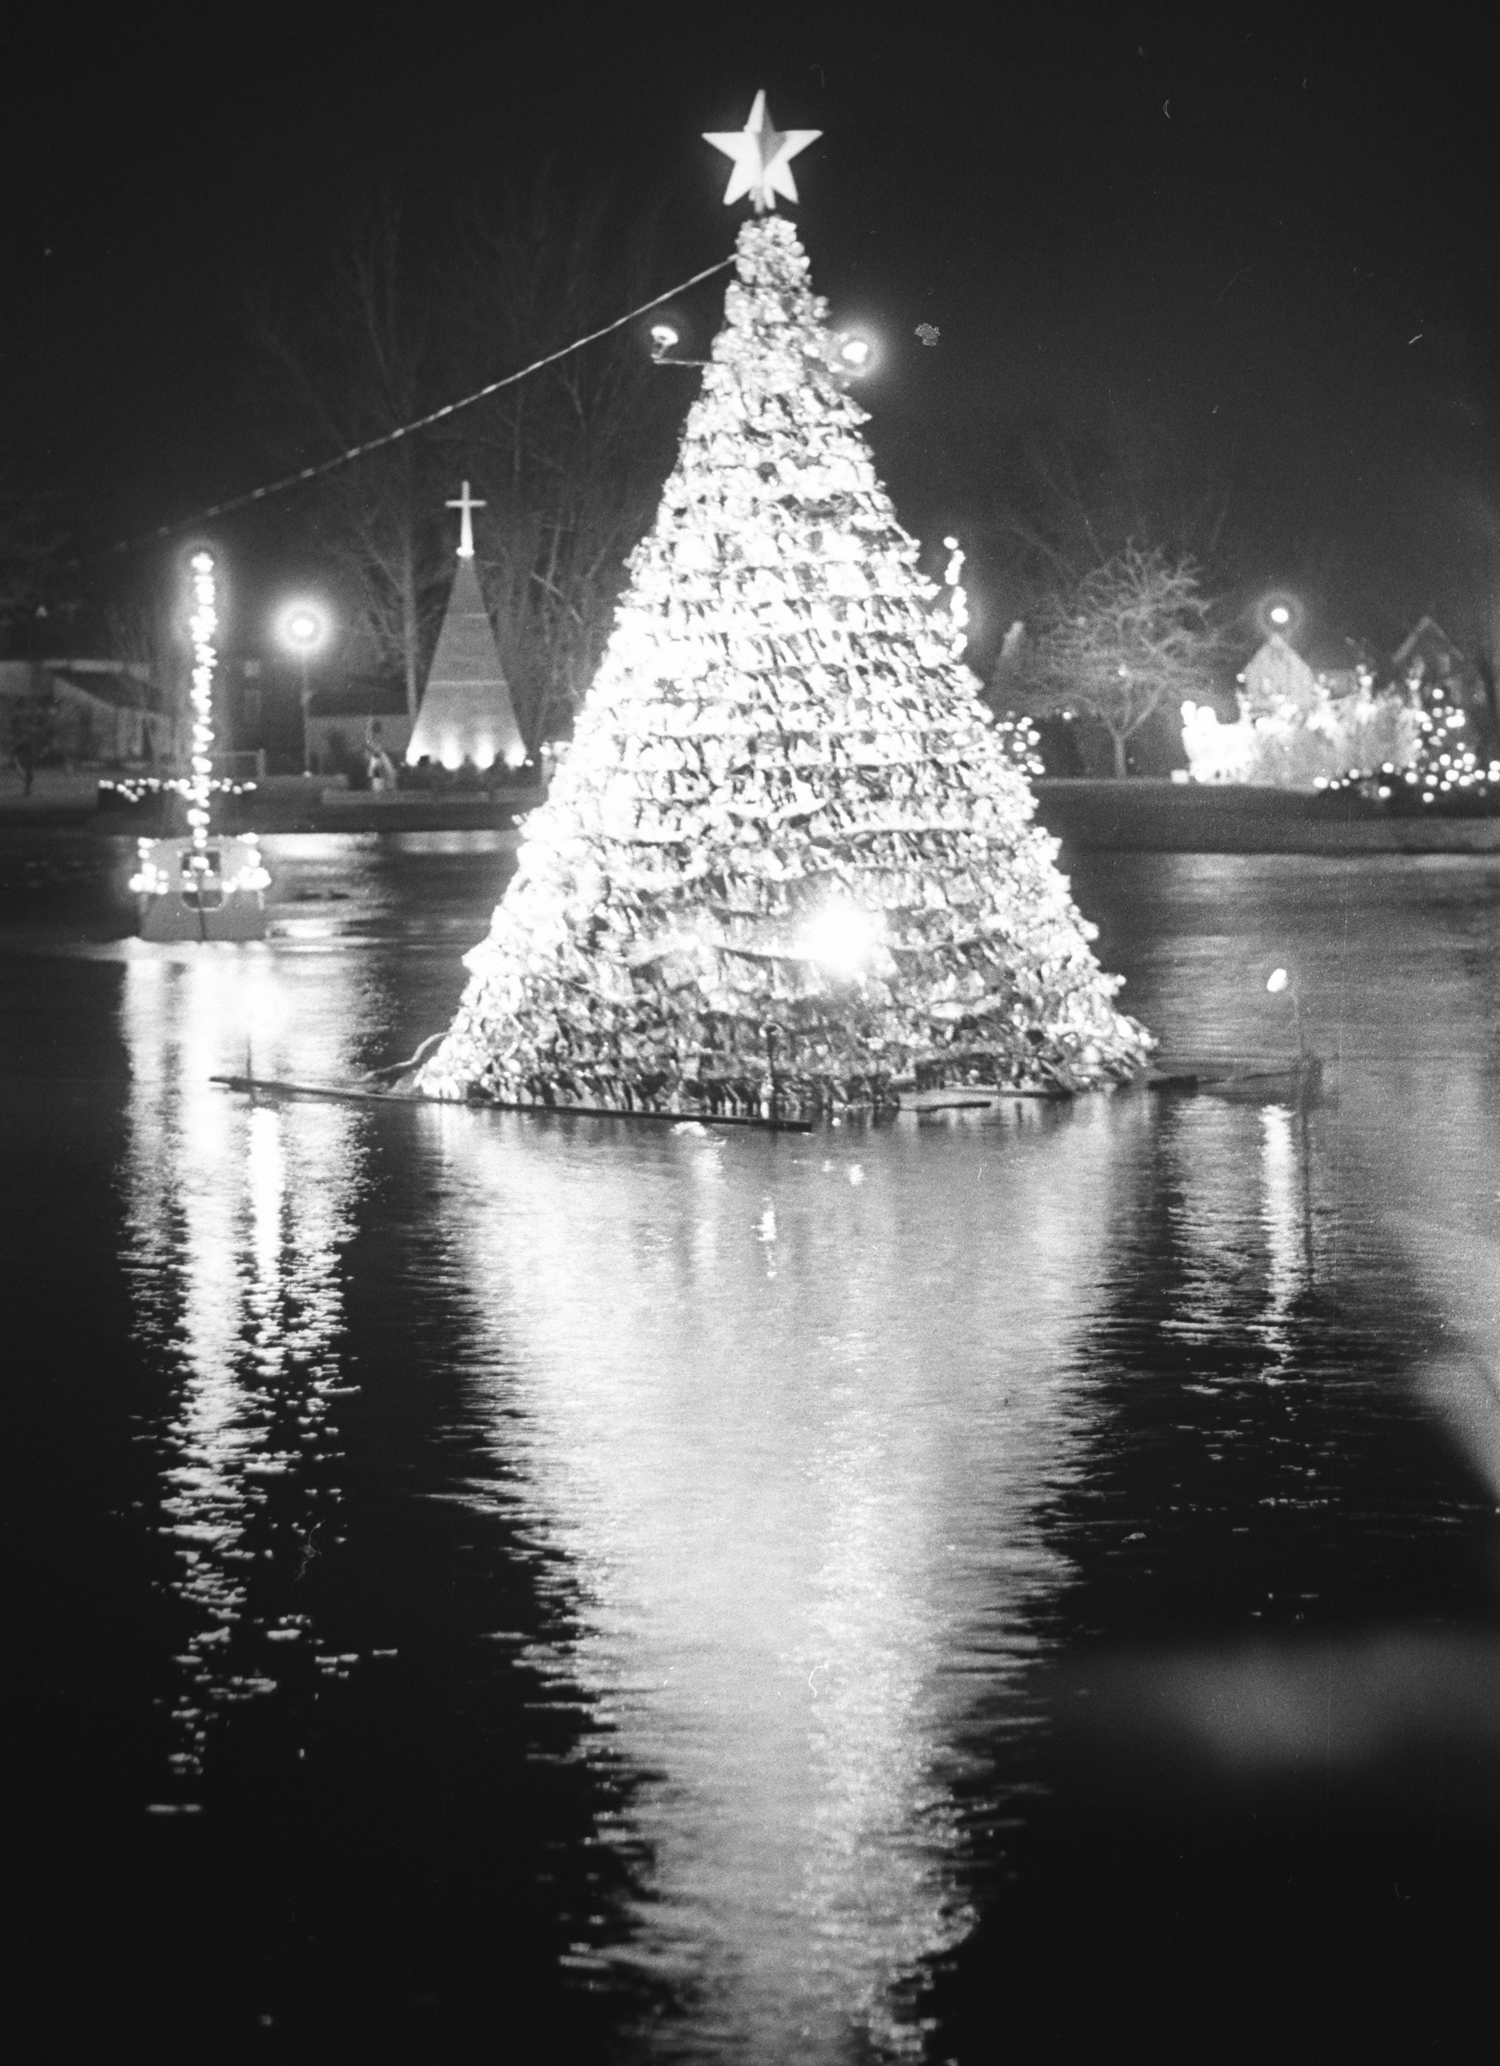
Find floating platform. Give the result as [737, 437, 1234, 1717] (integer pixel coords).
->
[897, 1085, 1072, 1111]
[211, 1062, 1319, 1128]
[132, 836, 269, 942]
[1145, 1054, 1324, 1101]
[210, 1075, 815, 1132]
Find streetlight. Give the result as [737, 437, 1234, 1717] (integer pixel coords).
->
[1254, 590, 1304, 643]
[276, 600, 331, 776]
[648, 321, 709, 368]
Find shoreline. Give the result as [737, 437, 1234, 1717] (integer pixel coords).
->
[3, 776, 1500, 852]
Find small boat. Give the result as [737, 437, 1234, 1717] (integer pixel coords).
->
[132, 835, 270, 942]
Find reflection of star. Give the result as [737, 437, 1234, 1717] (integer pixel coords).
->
[704, 89, 821, 211]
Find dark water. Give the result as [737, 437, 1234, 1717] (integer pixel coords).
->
[5, 833, 1500, 2063]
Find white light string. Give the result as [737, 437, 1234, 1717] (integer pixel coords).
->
[185, 552, 218, 852]
[105, 254, 736, 558]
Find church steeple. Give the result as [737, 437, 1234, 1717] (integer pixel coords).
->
[447, 480, 485, 559]
[406, 485, 526, 772]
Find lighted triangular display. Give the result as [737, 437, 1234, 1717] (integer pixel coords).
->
[416, 214, 1151, 1117]
[407, 494, 525, 772]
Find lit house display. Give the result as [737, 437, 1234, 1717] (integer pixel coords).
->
[1181, 631, 1421, 790]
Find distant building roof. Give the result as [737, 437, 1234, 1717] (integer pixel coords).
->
[0, 658, 160, 710]
[48, 666, 156, 710]
[1391, 615, 1471, 679]
[1240, 632, 1320, 717]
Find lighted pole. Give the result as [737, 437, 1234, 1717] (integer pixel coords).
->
[276, 601, 330, 776]
[185, 552, 218, 856]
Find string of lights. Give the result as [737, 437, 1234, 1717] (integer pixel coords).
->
[104, 254, 737, 558]
[185, 552, 218, 853]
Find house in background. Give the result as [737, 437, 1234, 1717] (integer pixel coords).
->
[1390, 616, 1486, 711]
[0, 659, 174, 763]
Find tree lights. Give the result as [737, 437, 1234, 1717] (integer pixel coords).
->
[413, 204, 1151, 1120]
[1315, 683, 1500, 811]
[942, 537, 969, 659]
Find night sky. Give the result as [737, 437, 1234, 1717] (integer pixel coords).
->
[6, 4, 1498, 663]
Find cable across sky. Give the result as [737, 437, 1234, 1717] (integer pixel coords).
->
[105, 253, 736, 558]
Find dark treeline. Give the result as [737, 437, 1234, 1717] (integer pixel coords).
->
[237, 179, 689, 753]
[5, 166, 1499, 769]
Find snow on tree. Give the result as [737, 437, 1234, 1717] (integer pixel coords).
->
[416, 208, 1152, 1119]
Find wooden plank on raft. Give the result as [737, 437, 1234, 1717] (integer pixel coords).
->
[209, 1076, 816, 1132]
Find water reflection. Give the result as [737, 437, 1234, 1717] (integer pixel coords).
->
[120, 945, 365, 1785]
[1153, 1095, 1321, 1391]
[1259, 1103, 1313, 1373]
[428, 1099, 1134, 2060]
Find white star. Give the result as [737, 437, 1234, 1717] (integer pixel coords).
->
[703, 89, 821, 212]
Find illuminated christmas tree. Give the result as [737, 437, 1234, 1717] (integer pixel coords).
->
[1319, 664, 1500, 811]
[417, 97, 1152, 1118]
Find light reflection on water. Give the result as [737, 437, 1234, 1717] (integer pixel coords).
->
[77, 845, 1500, 2056]
[120, 945, 366, 1780]
[1258, 1104, 1310, 1362]
[427, 1099, 1134, 2058]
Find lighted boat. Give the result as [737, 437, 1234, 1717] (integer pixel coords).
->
[131, 833, 270, 942]
[131, 548, 271, 943]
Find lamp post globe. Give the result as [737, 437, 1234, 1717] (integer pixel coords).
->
[275, 601, 331, 776]
[828, 329, 875, 378]
[1255, 590, 1303, 643]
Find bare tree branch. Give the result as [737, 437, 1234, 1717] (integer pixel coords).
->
[1009, 545, 1226, 778]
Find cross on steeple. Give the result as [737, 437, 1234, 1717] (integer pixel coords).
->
[446, 480, 487, 560]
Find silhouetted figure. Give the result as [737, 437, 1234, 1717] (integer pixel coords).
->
[364, 721, 397, 794]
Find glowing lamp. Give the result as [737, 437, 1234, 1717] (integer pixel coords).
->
[648, 322, 708, 368]
[278, 601, 329, 655]
[830, 331, 873, 376]
[275, 598, 333, 776]
[797, 899, 884, 980]
[1255, 590, 1304, 641]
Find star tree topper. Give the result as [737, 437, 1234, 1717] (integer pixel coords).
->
[704, 89, 821, 211]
